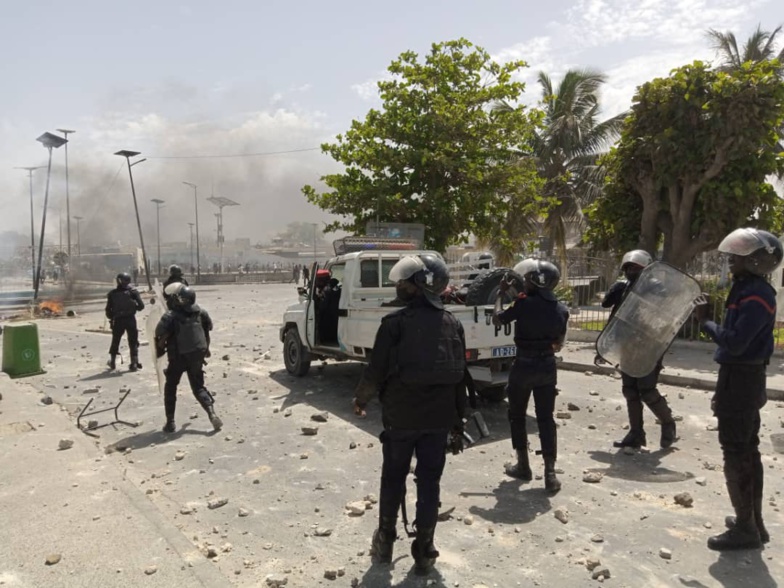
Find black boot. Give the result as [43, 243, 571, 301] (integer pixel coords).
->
[614, 399, 646, 448]
[708, 463, 761, 551]
[645, 395, 677, 448]
[129, 354, 142, 372]
[162, 395, 176, 433]
[505, 449, 532, 481]
[544, 456, 561, 494]
[206, 405, 223, 431]
[370, 516, 397, 563]
[726, 455, 770, 544]
[162, 420, 176, 433]
[411, 526, 439, 574]
[107, 354, 117, 370]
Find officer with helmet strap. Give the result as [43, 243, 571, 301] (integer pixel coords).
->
[353, 254, 466, 574]
[695, 228, 783, 551]
[601, 250, 678, 450]
[105, 272, 145, 371]
[163, 265, 189, 309]
[492, 259, 569, 493]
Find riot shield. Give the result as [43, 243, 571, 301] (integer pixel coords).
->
[145, 280, 167, 394]
[596, 262, 701, 377]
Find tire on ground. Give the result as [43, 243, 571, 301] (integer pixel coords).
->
[283, 328, 311, 376]
[464, 268, 525, 306]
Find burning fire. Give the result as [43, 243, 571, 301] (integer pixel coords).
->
[37, 300, 64, 316]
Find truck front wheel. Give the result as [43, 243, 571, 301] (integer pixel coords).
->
[283, 329, 311, 376]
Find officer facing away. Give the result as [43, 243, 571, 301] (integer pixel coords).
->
[353, 254, 466, 574]
[695, 228, 783, 551]
[154, 287, 223, 434]
[601, 250, 678, 449]
[163, 265, 189, 308]
[493, 259, 569, 493]
[106, 272, 145, 371]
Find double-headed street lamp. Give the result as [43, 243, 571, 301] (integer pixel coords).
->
[182, 181, 201, 283]
[151, 198, 165, 276]
[56, 128, 75, 260]
[115, 150, 152, 291]
[73, 216, 83, 256]
[34, 132, 68, 301]
[14, 166, 43, 290]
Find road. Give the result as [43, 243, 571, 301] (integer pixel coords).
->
[8, 283, 783, 587]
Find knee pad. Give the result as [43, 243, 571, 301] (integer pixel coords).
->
[195, 388, 214, 406]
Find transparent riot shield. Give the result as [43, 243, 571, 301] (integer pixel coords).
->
[596, 262, 701, 377]
[145, 280, 167, 394]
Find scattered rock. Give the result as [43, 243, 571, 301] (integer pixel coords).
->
[283, 409, 292, 417]
[464, 515, 474, 525]
[221, 354, 230, 361]
[174, 451, 186, 461]
[695, 477, 707, 486]
[82, 388, 99, 394]
[589, 390, 600, 396]
[144, 565, 158, 575]
[205, 546, 219, 558]
[554, 509, 569, 524]
[349, 442, 358, 449]
[674, 492, 694, 508]
[238, 508, 250, 517]
[556, 412, 572, 420]
[41, 395, 53, 405]
[314, 527, 333, 537]
[266, 575, 289, 587]
[87, 420, 99, 430]
[180, 506, 193, 515]
[592, 567, 611, 580]
[301, 427, 319, 436]
[221, 542, 233, 553]
[585, 557, 601, 571]
[583, 472, 603, 483]
[324, 569, 338, 580]
[364, 493, 378, 504]
[345, 501, 366, 516]
[660, 547, 673, 560]
[208, 497, 229, 510]
[311, 412, 329, 422]
[590, 534, 604, 543]
[567, 402, 580, 411]
[45, 554, 62, 565]
[58, 439, 74, 451]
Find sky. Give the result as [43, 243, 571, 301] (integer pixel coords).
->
[0, 0, 781, 250]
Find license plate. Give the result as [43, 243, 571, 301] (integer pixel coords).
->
[491, 345, 516, 358]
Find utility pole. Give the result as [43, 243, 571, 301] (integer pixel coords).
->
[151, 198, 165, 276]
[183, 182, 201, 283]
[14, 166, 43, 290]
[56, 128, 75, 261]
[73, 216, 83, 256]
[114, 150, 152, 291]
[188, 222, 195, 272]
[207, 196, 239, 274]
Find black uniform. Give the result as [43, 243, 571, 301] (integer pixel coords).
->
[106, 285, 144, 362]
[602, 278, 675, 446]
[701, 274, 776, 545]
[357, 295, 466, 530]
[155, 303, 214, 422]
[496, 290, 569, 457]
[162, 276, 189, 307]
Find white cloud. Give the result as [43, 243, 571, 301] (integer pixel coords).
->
[351, 71, 394, 102]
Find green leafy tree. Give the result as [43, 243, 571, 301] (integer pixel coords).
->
[493, 69, 625, 270]
[585, 60, 784, 268]
[302, 39, 546, 253]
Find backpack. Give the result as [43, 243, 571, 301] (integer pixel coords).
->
[175, 311, 208, 354]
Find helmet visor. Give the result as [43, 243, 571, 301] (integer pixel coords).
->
[718, 228, 767, 256]
[388, 256, 425, 282]
[512, 259, 538, 276]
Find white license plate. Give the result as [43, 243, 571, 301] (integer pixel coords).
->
[491, 345, 516, 358]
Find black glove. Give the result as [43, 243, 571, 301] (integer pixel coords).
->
[447, 425, 465, 455]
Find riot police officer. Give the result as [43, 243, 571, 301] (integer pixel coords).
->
[493, 259, 569, 493]
[154, 287, 222, 433]
[695, 228, 783, 550]
[163, 265, 189, 307]
[353, 254, 466, 574]
[601, 250, 677, 449]
[105, 272, 145, 371]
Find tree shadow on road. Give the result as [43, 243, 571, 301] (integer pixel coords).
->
[104, 422, 217, 453]
[708, 550, 778, 588]
[586, 449, 695, 483]
[462, 479, 552, 525]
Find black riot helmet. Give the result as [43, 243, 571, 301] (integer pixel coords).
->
[388, 254, 450, 309]
[169, 264, 183, 278]
[174, 286, 196, 308]
[116, 272, 132, 288]
[512, 258, 561, 301]
[719, 228, 784, 276]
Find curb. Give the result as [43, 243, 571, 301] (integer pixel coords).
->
[558, 360, 784, 402]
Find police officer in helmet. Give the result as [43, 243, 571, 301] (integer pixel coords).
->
[105, 272, 145, 371]
[353, 254, 466, 574]
[601, 250, 678, 449]
[493, 259, 569, 493]
[163, 264, 189, 308]
[154, 286, 222, 433]
[695, 228, 783, 550]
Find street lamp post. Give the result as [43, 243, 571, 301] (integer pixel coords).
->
[151, 198, 165, 276]
[114, 150, 152, 291]
[56, 128, 75, 261]
[312, 223, 318, 263]
[73, 216, 83, 256]
[183, 182, 201, 283]
[188, 222, 195, 272]
[14, 166, 43, 290]
[34, 132, 68, 302]
[207, 196, 239, 274]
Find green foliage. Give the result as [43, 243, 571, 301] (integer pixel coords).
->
[553, 282, 574, 306]
[302, 39, 547, 253]
[585, 60, 784, 267]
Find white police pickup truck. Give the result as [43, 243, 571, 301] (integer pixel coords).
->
[279, 237, 520, 399]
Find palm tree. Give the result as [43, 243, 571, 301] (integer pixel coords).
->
[706, 24, 783, 72]
[491, 69, 625, 273]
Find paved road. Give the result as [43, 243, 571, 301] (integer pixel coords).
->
[1, 283, 782, 587]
